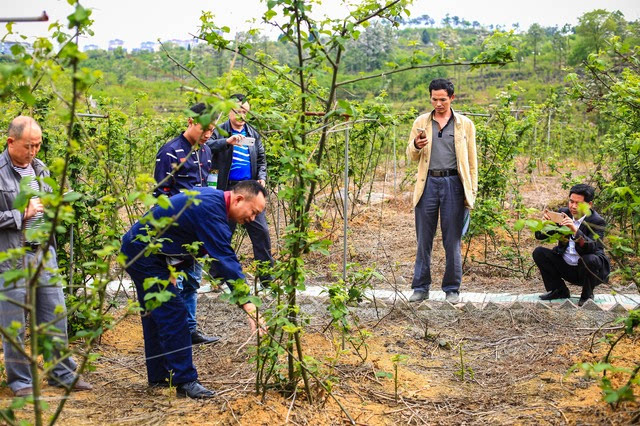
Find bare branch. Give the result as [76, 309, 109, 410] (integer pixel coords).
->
[336, 60, 508, 87]
[159, 40, 212, 91]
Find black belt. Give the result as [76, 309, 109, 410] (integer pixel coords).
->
[428, 169, 458, 177]
[25, 242, 40, 251]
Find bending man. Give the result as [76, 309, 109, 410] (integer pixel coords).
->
[121, 181, 266, 398]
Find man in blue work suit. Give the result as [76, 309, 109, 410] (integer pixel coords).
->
[207, 94, 273, 285]
[153, 103, 218, 345]
[121, 180, 267, 398]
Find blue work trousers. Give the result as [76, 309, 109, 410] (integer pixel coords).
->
[411, 175, 466, 293]
[125, 251, 197, 385]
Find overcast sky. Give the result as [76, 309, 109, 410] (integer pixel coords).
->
[3, 0, 639, 50]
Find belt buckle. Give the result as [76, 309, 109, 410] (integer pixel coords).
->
[26, 242, 40, 251]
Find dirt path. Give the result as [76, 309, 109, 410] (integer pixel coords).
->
[5, 295, 637, 425]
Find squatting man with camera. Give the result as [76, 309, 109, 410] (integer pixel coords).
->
[533, 184, 610, 307]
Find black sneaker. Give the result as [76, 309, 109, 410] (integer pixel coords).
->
[539, 288, 570, 301]
[190, 330, 221, 345]
[176, 380, 216, 399]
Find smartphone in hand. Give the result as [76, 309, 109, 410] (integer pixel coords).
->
[545, 210, 566, 224]
[416, 127, 426, 138]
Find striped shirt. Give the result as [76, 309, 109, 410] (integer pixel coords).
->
[229, 127, 252, 181]
[12, 163, 43, 231]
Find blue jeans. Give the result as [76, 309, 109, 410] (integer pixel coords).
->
[0, 246, 78, 393]
[176, 261, 202, 333]
[411, 175, 466, 293]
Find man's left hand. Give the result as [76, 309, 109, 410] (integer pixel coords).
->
[257, 179, 266, 187]
[560, 215, 578, 234]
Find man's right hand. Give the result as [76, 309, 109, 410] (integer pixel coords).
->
[227, 134, 244, 146]
[414, 134, 428, 149]
[24, 198, 43, 220]
[243, 302, 266, 336]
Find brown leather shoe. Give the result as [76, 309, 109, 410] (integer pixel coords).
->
[50, 377, 93, 392]
[14, 387, 32, 397]
[71, 379, 93, 391]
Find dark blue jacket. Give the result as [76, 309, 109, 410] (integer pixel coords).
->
[206, 120, 266, 190]
[153, 134, 212, 197]
[121, 188, 244, 287]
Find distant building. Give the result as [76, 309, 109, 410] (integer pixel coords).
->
[167, 39, 189, 49]
[83, 44, 100, 52]
[108, 39, 125, 52]
[140, 41, 157, 52]
[167, 38, 199, 49]
[0, 41, 32, 55]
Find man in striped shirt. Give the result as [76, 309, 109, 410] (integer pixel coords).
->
[153, 103, 219, 345]
[0, 116, 92, 397]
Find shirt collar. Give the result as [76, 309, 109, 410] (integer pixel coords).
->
[430, 108, 456, 126]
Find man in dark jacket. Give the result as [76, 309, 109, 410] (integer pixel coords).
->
[207, 94, 273, 284]
[121, 181, 266, 398]
[153, 103, 218, 345]
[533, 184, 610, 306]
[0, 116, 91, 396]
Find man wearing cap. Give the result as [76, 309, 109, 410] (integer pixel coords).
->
[406, 79, 477, 304]
[153, 103, 218, 345]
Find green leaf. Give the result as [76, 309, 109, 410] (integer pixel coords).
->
[63, 191, 83, 203]
[282, 324, 300, 334]
[375, 371, 393, 379]
[156, 195, 172, 210]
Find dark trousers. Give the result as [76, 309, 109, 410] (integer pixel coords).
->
[411, 176, 466, 293]
[532, 247, 605, 297]
[227, 180, 274, 283]
[125, 252, 197, 385]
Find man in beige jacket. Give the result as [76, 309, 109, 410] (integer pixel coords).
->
[406, 79, 477, 303]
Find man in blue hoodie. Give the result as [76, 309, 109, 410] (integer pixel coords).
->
[121, 181, 266, 398]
